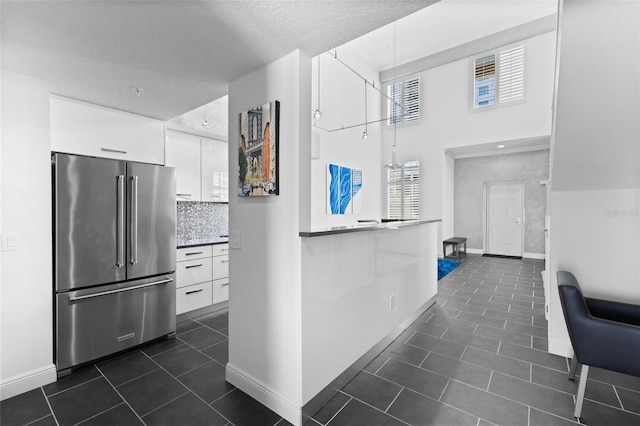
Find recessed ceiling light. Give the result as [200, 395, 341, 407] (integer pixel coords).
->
[133, 87, 143, 96]
[497, 145, 505, 148]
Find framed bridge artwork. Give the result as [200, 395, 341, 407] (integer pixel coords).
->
[238, 100, 280, 197]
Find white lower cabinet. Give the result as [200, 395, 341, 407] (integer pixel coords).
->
[176, 243, 229, 315]
[177, 282, 213, 315]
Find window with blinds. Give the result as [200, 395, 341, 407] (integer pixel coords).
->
[387, 76, 421, 125]
[473, 45, 525, 109]
[386, 161, 420, 220]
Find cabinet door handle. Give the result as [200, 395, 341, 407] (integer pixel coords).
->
[185, 251, 203, 256]
[185, 289, 203, 295]
[220, 248, 229, 252]
[220, 260, 229, 263]
[221, 283, 229, 287]
[185, 264, 203, 269]
[101, 148, 128, 154]
[177, 193, 192, 197]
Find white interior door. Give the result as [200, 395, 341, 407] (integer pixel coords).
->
[486, 182, 524, 256]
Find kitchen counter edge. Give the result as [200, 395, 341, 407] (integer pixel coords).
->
[177, 239, 229, 249]
[299, 219, 442, 238]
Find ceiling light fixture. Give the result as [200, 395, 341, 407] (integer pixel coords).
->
[313, 54, 322, 120]
[497, 144, 505, 148]
[133, 87, 143, 96]
[202, 104, 209, 129]
[362, 79, 368, 140]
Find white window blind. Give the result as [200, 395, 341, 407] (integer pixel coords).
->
[473, 45, 525, 109]
[386, 161, 420, 220]
[387, 76, 421, 125]
[498, 45, 525, 103]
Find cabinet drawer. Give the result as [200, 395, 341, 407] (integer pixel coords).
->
[177, 282, 212, 315]
[211, 243, 229, 257]
[176, 258, 212, 288]
[212, 255, 229, 280]
[212, 278, 229, 304]
[177, 246, 213, 262]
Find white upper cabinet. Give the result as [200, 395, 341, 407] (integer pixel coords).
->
[165, 131, 228, 202]
[165, 131, 201, 201]
[50, 96, 165, 164]
[201, 138, 229, 202]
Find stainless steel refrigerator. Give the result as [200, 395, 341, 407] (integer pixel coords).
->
[53, 153, 177, 375]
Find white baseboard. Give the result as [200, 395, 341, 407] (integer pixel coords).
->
[226, 363, 302, 426]
[548, 339, 573, 359]
[1, 364, 57, 401]
[523, 252, 545, 260]
[467, 248, 484, 255]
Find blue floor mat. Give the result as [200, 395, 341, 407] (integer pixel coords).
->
[438, 258, 461, 280]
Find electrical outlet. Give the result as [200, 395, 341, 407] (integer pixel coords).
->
[389, 295, 395, 310]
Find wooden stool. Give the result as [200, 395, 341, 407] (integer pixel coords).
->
[443, 237, 467, 259]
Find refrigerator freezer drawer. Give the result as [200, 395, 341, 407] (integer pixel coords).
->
[56, 275, 176, 372]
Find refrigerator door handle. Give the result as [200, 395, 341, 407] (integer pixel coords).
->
[130, 176, 138, 265]
[116, 175, 125, 267]
[68, 277, 174, 302]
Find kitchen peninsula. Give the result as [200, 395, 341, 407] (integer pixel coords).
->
[226, 218, 441, 424]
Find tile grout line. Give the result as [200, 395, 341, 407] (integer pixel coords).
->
[94, 364, 148, 426]
[138, 349, 234, 424]
[39, 387, 60, 426]
[44, 375, 104, 398]
[384, 387, 404, 413]
[74, 402, 128, 426]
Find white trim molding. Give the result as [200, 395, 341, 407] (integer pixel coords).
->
[1, 364, 57, 401]
[226, 363, 302, 426]
[523, 252, 545, 260]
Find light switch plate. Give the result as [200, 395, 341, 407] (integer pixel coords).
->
[1, 233, 19, 251]
[230, 232, 242, 249]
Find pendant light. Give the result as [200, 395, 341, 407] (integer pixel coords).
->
[202, 104, 209, 129]
[362, 79, 368, 140]
[314, 54, 322, 119]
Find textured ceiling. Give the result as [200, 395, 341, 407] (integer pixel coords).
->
[1, 0, 435, 120]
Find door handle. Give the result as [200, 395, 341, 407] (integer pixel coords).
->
[69, 277, 173, 302]
[185, 264, 203, 269]
[130, 176, 138, 265]
[116, 175, 125, 267]
[515, 218, 522, 225]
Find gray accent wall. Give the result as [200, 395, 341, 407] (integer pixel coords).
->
[454, 150, 549, 254]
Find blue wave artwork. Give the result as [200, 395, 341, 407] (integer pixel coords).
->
[327, 164, 363, 215]
[339, 167, 352, 214]
[328, 164, 340, 214]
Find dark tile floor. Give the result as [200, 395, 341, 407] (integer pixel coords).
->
[0, 310, 290, 426]
[3, 254, 640, 425]
[307, 255, 640, 426]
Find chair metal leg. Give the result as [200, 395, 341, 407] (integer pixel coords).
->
[575, 364, 589, 420]
[569, 355, 579, 381]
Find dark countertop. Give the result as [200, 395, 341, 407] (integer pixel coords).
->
[177, 237, 229, 249]
[299, 219, 442, 238]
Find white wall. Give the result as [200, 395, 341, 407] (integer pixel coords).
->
[548, 0, 640, 357]
[442, 152, 455, 247]
[382, 31, 556, 238]
[1, 71, 56, 399]
[309, 44, 383, 229]
[226, 50, 310, 423]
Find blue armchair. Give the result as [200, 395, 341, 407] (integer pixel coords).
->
[557, 271, 640, 420]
